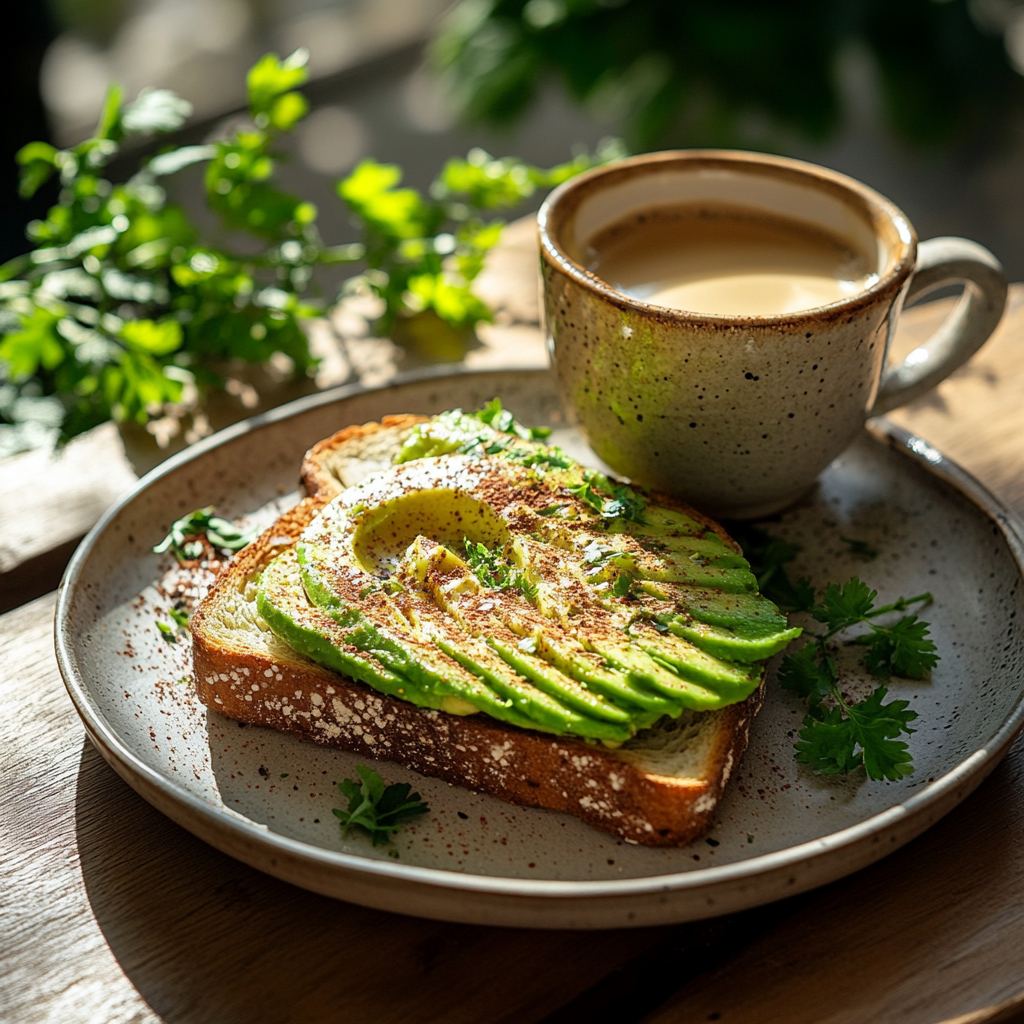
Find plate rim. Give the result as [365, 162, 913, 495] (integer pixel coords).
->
[54, 366, 1024, 902]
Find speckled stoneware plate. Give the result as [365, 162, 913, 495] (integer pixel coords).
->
[56, 367, 1024, 929]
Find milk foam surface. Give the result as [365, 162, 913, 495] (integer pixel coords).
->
[588, 203, 877, 316]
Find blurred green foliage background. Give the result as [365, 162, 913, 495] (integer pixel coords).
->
[433, 0, 1023, 151]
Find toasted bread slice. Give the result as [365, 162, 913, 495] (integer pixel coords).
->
[191, 416, 765, 846]
[192, 496, 763, 846]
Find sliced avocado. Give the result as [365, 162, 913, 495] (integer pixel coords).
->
[527, 633, 678, 720]
[297, 530, 633, 742]
[288, 546, 567, 731]
[282, 430, 800, 737]
[625, 623, 760, 701]
[643, 583, 792, 634]
[408, 539, 632, 725]
[257, 549, 443, 707]
[586, 640, 730, 711]
[664, 617, 803, 663]
[584, 548, 756, 593]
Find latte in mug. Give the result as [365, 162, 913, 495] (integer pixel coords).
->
[539, 151, 1007, 518]
[586, 202, 878, 317]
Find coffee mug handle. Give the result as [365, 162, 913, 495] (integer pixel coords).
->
[868, 237, 1007, 417]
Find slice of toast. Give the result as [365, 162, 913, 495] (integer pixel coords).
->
[192, 418, 765, 846]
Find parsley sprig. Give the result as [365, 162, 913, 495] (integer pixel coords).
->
[734, 524, 940, 781]
[779, 579, 938, 781]
[332, 766, 430, 846]
[153, 506, 256, 562]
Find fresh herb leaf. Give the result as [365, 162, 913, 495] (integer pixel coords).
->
[612, 571, 635, 598]
[332, 765, 430, 846]
[464, 538, 511, 589]
[794, 705, 862, 775]
[168, 606, 190, 629]
[475, 397, 551, 440]
[813, 577, 877, 632]
[751, 529, 936, 782]
[153, 507, 256, 561]
[0, 46, 615, 454]
[778, 640, 834, 704]
[852, 614, 939, 680]
[602, 485, 647, 525]
[569, 479, 646, 525]
[845, 686, 917, 780]
[515, 572, 539, 602]
[513, 445, 575, 471]
[791, 657, 917, 780]
[841, 536, 878, 560]
[464, 537, 537, 600]
[568, 481, 604, 513]
[156, 620, 177, 643]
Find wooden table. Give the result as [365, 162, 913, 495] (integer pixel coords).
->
[5, 281, 1024, 1024]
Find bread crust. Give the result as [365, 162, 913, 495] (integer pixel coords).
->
[301, 414, 429, 502]
[192, 492, 764, 846]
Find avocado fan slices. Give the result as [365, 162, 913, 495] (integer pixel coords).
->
[256, 403, 800, 741]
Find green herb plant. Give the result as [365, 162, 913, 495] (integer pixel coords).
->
[0, 50, 621, 457]
[433, 0, 1020, 152]
[735, 524, 938, 782]
[333, 765, 430, 846]
[569, 474, 647, 525]
[0, 51, 333, 456]
[153, 506, 257, 562]
[337, 141, 624, 360]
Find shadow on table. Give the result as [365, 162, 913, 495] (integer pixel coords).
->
[72, 738, 797, 1024]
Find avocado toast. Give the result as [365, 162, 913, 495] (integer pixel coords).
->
[192, 405, 799, 845]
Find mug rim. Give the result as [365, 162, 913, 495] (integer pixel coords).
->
[537, 149, 918, 327]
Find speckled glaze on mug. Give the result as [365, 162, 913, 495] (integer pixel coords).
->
[539, 151, 1007, 518]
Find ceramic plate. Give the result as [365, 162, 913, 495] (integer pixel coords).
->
[55, 368, 1024, 929]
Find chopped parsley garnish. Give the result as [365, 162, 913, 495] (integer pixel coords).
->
[511, 445, 575, 471]
[611, 571, 636, 598]
[569, 478, 647, 525]
[332, 766, 430, 846]
[157, 605, 190, 642]
[475, 397, 552, 441]
[168, 606, 190, 629]
[153, 507, 256, 562]
[464, 538, 537, 600]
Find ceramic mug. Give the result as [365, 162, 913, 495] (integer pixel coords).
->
[538, 151, 1007, 519]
